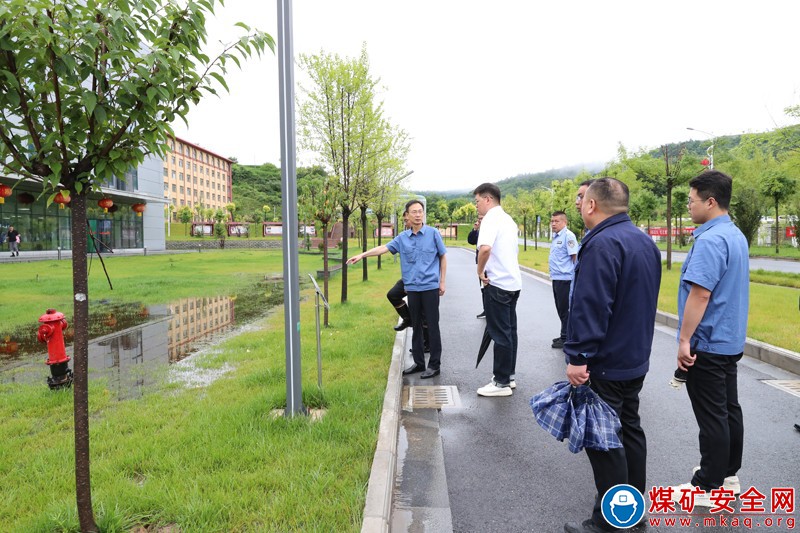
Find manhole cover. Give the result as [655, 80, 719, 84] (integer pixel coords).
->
[403, 385, 461, 409]
[762, 380, 800, 399]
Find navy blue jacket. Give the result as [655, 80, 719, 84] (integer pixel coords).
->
[564, 213, 661, 381]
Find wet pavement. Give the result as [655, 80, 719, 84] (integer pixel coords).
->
[392, 247, 800, 533]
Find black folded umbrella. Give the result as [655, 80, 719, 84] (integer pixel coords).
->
[475, 326, 492, 368]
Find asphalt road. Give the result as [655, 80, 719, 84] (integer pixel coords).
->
[396, 247, 800, 533]
[520, 239, 800, 274]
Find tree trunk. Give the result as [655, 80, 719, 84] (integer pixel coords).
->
[523, 215, 527, 251]
[665, 184, 673, 270]
[775, 202, 780, 254]
[322, 223, 329, 326]
[341, 211, 350, 303]
[376, 215, 383, 270]
[361, 206, 368, 282]
[70, 192, 98, 532]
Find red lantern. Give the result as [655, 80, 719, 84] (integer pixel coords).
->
[131, 203, 146, 217]
[0, 184, 11, 204]
[17, 192, 35, 205]
[54, 191, 70, 209]
[701, 158, 710, 167]
[98, 197, 114, 213]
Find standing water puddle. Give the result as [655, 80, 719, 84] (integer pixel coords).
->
[0, 281, 285, 398]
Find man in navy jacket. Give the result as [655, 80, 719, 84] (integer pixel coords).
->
[563, 178, 662, 533]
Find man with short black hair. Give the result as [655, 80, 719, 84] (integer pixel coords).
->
[670, 170, 749, 507]
[473, 182, 522, 397]
[549, 211, 577, 348]
[7, 226, 19, 257]
[563, 177, 661, 533]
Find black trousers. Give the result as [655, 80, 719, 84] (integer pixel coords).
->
[407, 289, 442, 370]
[483, 284, 519, 385]
[552, 280, 571, 340]
[586, 376, 647, 531]
[387, 279, 429, 349]
[686, 351, 744, 491]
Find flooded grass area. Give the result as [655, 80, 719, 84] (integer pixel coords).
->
[0, 280, 286, 398]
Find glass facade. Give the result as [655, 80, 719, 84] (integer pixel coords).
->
[0, 187, 143, 252]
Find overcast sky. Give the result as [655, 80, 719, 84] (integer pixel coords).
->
[172, 1, 800, 192]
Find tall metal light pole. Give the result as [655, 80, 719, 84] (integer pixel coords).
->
[686, 127, 716, 169]
[277, 0, 304, 416]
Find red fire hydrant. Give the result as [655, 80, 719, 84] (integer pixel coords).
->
[38, 308, 73, 390]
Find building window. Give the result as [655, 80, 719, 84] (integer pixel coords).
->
[180, 186, 184, 194]
[206, 192, 210, 199]
[163, 183, 168, 191]
[171, 156, 176, 164]
[172, 170, 176, 179]
[193, 176, 197, 184]
[180, 199, 185, 206]
[172, 184, 177, 192]
[163, 167, 168, 176]
[179, 159, 183, 167]
[179, 172, 183, 181]
[187, 188, 192, 195]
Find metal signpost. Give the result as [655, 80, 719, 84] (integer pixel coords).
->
[277, 0, 304, 416]
[308, 274, 330, 387]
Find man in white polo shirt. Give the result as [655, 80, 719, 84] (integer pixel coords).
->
[473, 182, 522, 397]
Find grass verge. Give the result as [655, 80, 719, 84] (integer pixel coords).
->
[0, 252, 401, 532]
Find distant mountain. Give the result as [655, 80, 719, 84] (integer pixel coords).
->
[413, 162, 606, 199]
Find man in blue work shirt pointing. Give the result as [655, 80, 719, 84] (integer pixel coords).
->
[347, 199, 447, 379]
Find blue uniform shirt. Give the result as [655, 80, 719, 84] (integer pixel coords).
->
[677, 214, 749, 355]
[386, 225, 447, 292]
[549, 227, 578, 280]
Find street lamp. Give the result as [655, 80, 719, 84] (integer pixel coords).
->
[686, 127, 715, 169]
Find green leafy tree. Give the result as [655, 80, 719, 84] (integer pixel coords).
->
[178, 205, 193, 235]
[672, 187, 689, 247]
[0, 3, 271, 529]
[225, 202, 237, 222]
[626, 145, 697, 269]
[730, 181, 764, 248]
[298, 45, 384, 302]
[301, 176, 342, 325]
[759, 170, 798, 254]
[629, 189, 659, 234]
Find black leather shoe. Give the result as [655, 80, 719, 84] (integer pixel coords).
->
[551, 338, 565, 349]
[402, 364, 425, 375]
[394, 319, 412, 332]
[476, 311, 485, 319]
[420, 368, 440, 379]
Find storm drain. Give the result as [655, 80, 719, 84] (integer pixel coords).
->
[762, 380, 800, 399]
[403, 385, 461, 409]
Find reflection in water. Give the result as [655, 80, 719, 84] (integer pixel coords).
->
[0, 282, 282, 399]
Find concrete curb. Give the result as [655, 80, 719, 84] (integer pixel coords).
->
[520, 264, 800, 375]
[361, 325, 407, 533]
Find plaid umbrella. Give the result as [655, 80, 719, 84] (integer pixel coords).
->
[475, 326, 492, 368]
[530, 381, 623, 453]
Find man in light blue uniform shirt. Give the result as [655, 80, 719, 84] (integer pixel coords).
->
[671, 170, 749, 506]
[549, 211, 578, 349]
[347, 199, 447, 379]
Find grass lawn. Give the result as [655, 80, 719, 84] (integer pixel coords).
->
[0, 251, 401, 531]
[655, 241, 800, 260]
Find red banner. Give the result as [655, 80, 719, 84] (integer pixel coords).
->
[647, 227, 695, 237]
[787, 226, 797, 238]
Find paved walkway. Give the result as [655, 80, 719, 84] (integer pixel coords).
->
[390, 247, 800, 533]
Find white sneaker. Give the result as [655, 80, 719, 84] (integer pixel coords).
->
[477, 381, 512, 397]
[692, 466, 741, 494]
[670, 483, 712, 507]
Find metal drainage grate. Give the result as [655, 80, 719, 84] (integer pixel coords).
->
[762, 380, 800, 399]
[403, 385, 461, 409]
